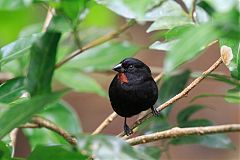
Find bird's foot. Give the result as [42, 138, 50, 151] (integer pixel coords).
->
[151, 106, 160, 116]
[124, 124, 133, 136]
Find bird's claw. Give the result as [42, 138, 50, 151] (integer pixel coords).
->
[124, 124, 133, 136]
[151, 106, 160, 116]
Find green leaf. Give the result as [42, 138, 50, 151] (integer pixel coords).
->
[203, 0, 237, 13]
[123, 0, 163, 20]
[191, 93, 240, 103]
[225, 87, 240, 104]
[177, 105, 205, 124]
[214, 9, 240, 40]
[57, 0, 87, 23]
[0, 34, 41, 65]
[181, 1, 210, 24]
[0, 77, 25, 103]
[0, 91, 64, 139]
[64, 41, 139, 72]
[27, 145, 88, 160]
[179, 119, 213, 128]
[80, 2, 117, 27]
[26, 31, 61, 96]
[55, 69, 106, 97]
[23, 101, 82, 148]
[156, 70, 191, 116]
[95, 0, 159, 20]
[138, 116, 171, 134]
[134, 146, 161, 160]
[95, 0, 135, 19]
[48, 15, 72, 33]
[77, 134, 156, 160]
[96, 0, 181, 21]
[171, 134, 234, 149]
[149, 40, 177, 51]
[164, 24, 219, 72]
[0, 141, 11, 160]
[195, 6, 210, 23]
[163, 25, 193, 41]
[219, 38, 240, 80]
[12, 157, 25, 160]
[197, 1, 215, 16]
[147, 16, 192, 33]
[0, 0, 32, 10]
[147, 1, 192, 32]
[207, 73, 240, 86]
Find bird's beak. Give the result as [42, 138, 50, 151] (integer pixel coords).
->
[113, 63, 125, 72]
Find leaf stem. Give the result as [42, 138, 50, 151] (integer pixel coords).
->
[73, 27, 82, 49]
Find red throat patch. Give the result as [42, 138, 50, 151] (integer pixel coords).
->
[118, 73, 128, 84]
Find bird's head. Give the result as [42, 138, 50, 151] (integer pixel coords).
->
[112, 58, 152, 83]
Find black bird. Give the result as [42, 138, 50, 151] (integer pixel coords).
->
[108, 58, 159, 135]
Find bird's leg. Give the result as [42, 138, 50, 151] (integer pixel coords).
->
[123, 117, 133, 136]
[151, 106, 160, 116]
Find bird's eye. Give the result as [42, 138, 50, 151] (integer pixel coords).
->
[128, 65, 134, 69]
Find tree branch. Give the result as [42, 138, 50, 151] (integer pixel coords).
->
[126, 124, 240, 145]
[42, 7, 55, 32]
[55, 20, 136, 69]
[21, 116, 77, 145]
[92, 112, 118, 135]
[119, 57, 223, 137]
[20, 123, 40, 128]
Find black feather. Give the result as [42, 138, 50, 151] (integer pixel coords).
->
[109, 58, 159, 135]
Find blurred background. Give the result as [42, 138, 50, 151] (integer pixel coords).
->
[0, 1, 239, 160]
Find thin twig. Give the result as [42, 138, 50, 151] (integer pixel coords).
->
[9, 128, 18, 157]
[175, 0, 189, 14]
[55, 20, 136, 68]
[154, 72, 164, 83]
[191, 0, 197, 23]
[126, 124, 240, 145]
[73, 27, 82, 49]
[91, 72, 163, 135]
[118, 57, 223, 137]
[20, 123, 40, 128]
[42, 7, 55, 32]
[92, 112, 118, 135]
[24, 116, 78, 145]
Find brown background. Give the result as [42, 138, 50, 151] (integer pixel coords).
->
[16, 23, 240, 160]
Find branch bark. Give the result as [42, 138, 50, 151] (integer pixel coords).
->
[21, 116, 77, 145]
[55, 20, 136, 68]
[126, 124, 240, 145]
[119, 57, 223, 137]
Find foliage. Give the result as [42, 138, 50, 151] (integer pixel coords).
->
[0, 0, 239, 159]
